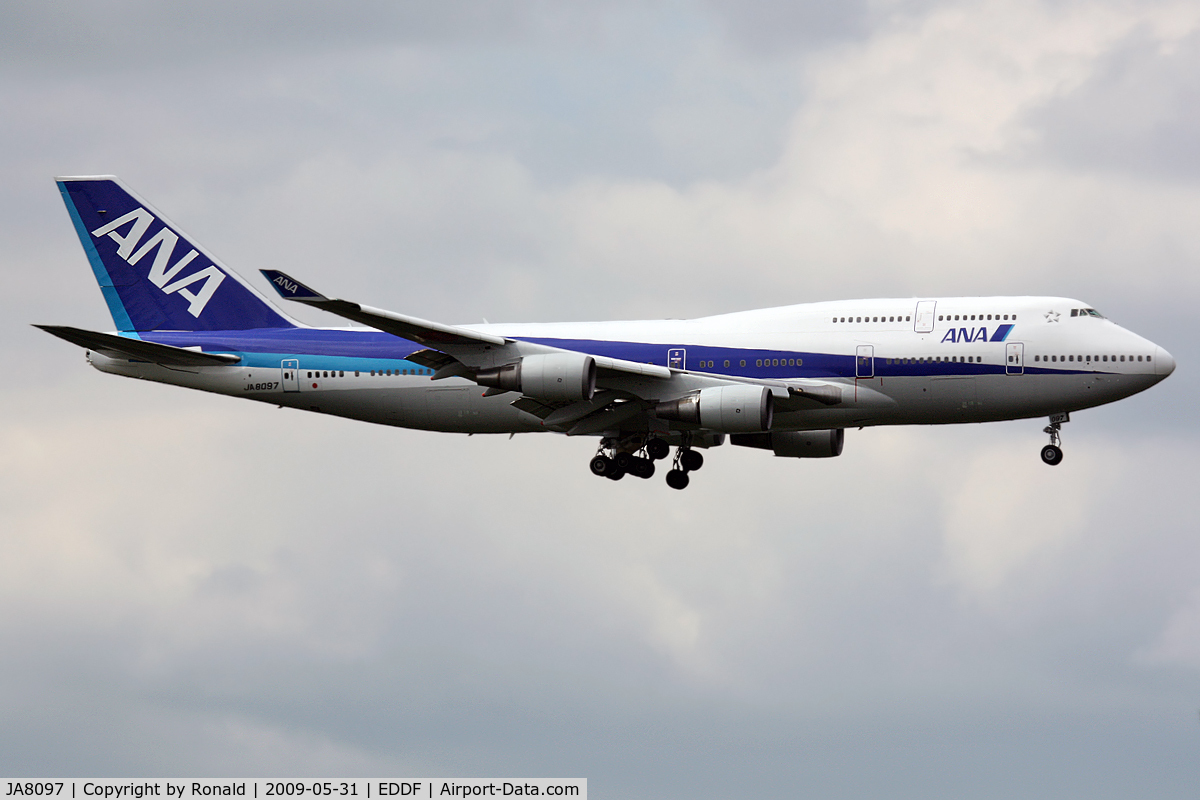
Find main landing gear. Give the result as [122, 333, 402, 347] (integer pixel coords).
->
[590, 437, 662, 481]
[665, 446, 703, 490]
[589, 436, 703, 489]
[1040, 413, 1068, 466]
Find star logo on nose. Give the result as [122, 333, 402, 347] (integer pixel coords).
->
[1044, 310, 1061, 323]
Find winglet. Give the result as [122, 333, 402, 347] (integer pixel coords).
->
[260, 269, 326, 301]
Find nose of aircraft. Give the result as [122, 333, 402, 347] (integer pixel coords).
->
[1155, 345, 1176, 377]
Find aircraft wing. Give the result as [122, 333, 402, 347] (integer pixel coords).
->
[257, 270, 856, 430]
[35, 325, 242, 366]
[260, 270, 507, 347]
[261, 269, 672, 380]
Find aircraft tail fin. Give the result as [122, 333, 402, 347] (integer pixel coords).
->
[57, 176, 298, 332]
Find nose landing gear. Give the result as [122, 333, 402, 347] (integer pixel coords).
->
[1041, 413, 1068, 465]
[1040, 443, 1063, 465]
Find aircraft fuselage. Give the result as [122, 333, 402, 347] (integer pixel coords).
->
[86, 296, 1171, 435]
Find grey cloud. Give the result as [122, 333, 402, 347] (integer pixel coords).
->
[1, 384, 1197, 797]
[699, 0, 873, 55]
[0, 1, 549, 75]
[4, 0, 1200, 795]
[1024, 29, 1200, 182]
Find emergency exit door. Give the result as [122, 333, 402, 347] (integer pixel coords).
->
[914, 300, 937, 333]
[281, 359, 299, 392]
[1006, 343, 1024, 375]
[856, 345, 874, 378]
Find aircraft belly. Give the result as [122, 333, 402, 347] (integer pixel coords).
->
[929, 377, 979, 421]
[820, 373, 1136, 426]
[106, 360, 542, 434]
[407, 384, 543, 433]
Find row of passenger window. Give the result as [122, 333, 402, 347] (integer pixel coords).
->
[1033, 354, 1151, 364]
[306, 367, 432, 378]
[832, 315, 911, 323]
[886, 356, 981, 364]
[939, 313, 1015, 321]
[695, 358, 806, 369]
[830, 312, 1017, 324]
[369, 368, 431, 376]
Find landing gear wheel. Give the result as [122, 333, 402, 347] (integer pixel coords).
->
[1041, 415, 1066, 466]
[630, 457, 655, 479]
[679, 449, 704, 472]
[1040, 444, 1063, 466]
[590, 455, 614, 476]
[606, 468, 626, 481]
[666, 469, 690, 490]
[646, 438, 670, 461]
[615, 452, 636, 471]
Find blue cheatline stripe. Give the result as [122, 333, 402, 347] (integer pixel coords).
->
[177, 349, 434, 374]
[140, 328, 1106, 378]
[58, 181, 139, 336]
[990, 324, 1014, 342]
[520, 336, 854, 378]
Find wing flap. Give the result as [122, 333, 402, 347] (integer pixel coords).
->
[511, 396, 566, 421]
[541, 391, 621, 427]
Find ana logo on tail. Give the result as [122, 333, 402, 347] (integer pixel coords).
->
[91, 208, 226, 317]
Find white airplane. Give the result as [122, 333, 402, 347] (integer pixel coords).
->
[40, 176, 1176, 489]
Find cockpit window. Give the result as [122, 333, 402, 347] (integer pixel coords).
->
[1085, 308, 1104, 318]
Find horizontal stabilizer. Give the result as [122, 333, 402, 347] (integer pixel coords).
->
[35, 325, 241, 366]
[260, 269, 506, 347]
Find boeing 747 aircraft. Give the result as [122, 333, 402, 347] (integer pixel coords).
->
[39, 176, 1176, 489]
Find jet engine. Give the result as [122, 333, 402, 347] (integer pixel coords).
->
[730, 429, 845, 458]
[655, 385, 773, 433]
[475, 352, 596, 401]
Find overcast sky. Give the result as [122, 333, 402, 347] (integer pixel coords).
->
[2, 1, 1198, 797]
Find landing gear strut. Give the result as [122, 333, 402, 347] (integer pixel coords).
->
[1041, 414, 1067, 466]
[666, 442, 704, 490]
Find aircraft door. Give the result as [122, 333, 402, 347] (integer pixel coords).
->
[856, 345, 874, 378]
[1006, 342, 1024, 375]
[667, 348, 686, 370]
[281, 359, 299, 392]
[914, 300, 937, 333]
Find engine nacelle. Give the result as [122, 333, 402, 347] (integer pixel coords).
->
[475, 352, 596, 401]
[730, 429, 845, 458]
[655, 385, 773, 433]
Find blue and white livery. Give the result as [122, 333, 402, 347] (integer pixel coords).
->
[40, 176, 1176, 489]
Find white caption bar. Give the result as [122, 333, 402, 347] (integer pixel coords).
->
[1, 781, 586, 800]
